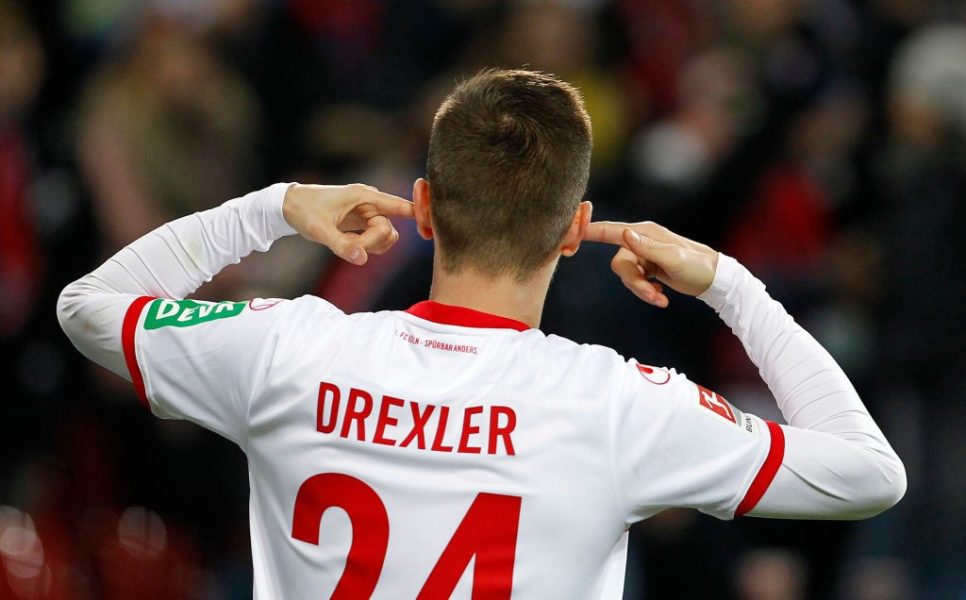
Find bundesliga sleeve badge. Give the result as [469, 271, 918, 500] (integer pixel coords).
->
[696, 385, 738, 424]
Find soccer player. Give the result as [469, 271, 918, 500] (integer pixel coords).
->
[58, 69, 905, 599]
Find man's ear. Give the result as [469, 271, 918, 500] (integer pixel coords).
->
[560, 201, 592, 257]
[413, 178, 434, 240]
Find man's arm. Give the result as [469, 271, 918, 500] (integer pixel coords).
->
[57, 183, 413, 380]
[587, 222, 906, 519]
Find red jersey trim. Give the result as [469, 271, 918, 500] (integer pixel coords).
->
[735, 421, 785, 517]
[405, 301, 530, 332]
[122, 296, 154, 410]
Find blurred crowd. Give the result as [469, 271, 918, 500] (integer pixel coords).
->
[1, 0, 964, 598]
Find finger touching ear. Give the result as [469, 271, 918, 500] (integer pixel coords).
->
[368, 190, 415, 219]
[584, 221, 630, 246]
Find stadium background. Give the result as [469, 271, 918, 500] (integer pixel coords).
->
[1, 0, 964, 597]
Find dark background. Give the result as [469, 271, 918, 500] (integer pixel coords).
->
[1, 0, 963, 598]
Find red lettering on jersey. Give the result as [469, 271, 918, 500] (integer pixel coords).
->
[291, 473, 389, 599]
[341, 388, 374, 440]
[315, 382, 517, 456]
[431, 407, 455, 452]
[398, 330, 421, 345]
[489, 407, 516, 456]
[458, 406, 484, 454]
[373, 396, 404, 446]
[293, 473, 520, 598]
[417, 493, 521, 599]
[400, 403, 434, 450]
[317, 382, 341, 434]
[697, 385, 737, 424]
[422, 338, 479, 354]
[636, 363, 671, 385]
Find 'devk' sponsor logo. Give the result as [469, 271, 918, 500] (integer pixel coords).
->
[144, 299, 245, 329]
[696, 385, 737, 424]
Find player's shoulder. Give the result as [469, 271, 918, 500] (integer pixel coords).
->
[261, 294, 344, 319]
[540, 332, 623, 363]
[529, 333, 633, 386]
[271, 295, 420, 334]
[537, 333, 669, 378]
[540, 333, 698, 398]
[525, 335, 704, 422]
[233, 294, 347, 338]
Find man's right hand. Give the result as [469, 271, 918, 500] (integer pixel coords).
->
[282, 183, 413, 265]
[283, 183, 415, 265]
[583, 221, 720, 308]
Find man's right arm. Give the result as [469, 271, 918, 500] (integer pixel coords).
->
[57, 182, 412, 414]
[588, 222, 906, 519]
[698, 253, 905, 518]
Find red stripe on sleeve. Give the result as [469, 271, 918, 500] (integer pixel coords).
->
[122, 296, 154, 410]
[735, 421, 785, 517]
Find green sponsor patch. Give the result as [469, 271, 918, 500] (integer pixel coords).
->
[144, 299, 246, 329]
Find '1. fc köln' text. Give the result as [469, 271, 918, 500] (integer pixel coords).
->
[316, 381, 516, 456]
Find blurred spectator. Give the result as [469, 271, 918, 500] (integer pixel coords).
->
[619, 0, 709, 116]
[78, 17, 259, 254]
[873, 22, 966, 594]
[843, 556, 913, 600]
[736, 547, 808, 600]
[77, 14, 322, 300]
[497, 1, 630, 172]
[0, 0, 45, 339]
[629, 47, 759, 199]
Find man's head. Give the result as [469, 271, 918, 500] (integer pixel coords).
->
[417, 68, 593, 281]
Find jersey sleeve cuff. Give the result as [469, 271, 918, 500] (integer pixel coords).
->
[734, 421, 786, 517]
[263, 182, 298, 239]
[697, 253, 743, 312]
[122, 296, 154, 410]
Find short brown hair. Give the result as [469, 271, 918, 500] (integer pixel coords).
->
[426, 69, 592, 280]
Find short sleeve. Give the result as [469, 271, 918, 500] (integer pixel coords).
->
[609, 360, 785, 524]
[121, 295, 335, 446]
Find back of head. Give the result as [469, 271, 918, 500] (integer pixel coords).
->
[427, 69, 593, 281]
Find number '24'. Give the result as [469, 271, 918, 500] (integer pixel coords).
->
[292, 473, 522, 598]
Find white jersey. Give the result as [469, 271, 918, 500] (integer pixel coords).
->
[121, 294, 781, 598]
[58, 184, 904, 599]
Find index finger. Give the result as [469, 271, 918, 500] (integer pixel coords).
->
[359, 188, 416, 219]
[584, 221, 632, 246]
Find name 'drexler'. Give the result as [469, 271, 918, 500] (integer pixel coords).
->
[316, 381, 516, 456]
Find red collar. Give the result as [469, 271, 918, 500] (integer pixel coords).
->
[405, 301, 531, 332]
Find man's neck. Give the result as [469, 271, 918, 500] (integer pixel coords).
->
[427, 259, 555, 329]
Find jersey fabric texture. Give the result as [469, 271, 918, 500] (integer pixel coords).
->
[121, 294, 781, 599]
